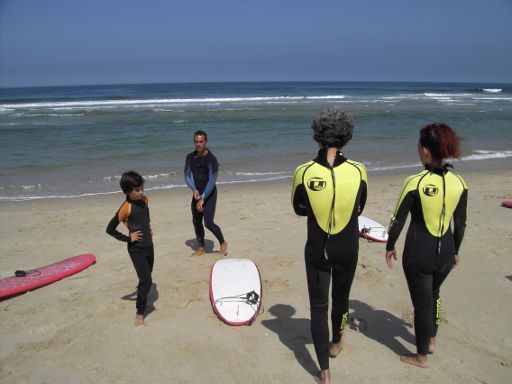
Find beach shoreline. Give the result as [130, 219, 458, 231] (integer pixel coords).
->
[1, 167, 511, 383]
[2, 81, 511, 202]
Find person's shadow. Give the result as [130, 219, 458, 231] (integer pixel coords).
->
[185, 239, 215, 253]
[261, 304, 319, 377]
[121, 282, 159, 318]
[349, 299, 415, 355]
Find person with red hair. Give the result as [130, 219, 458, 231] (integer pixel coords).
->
[385, 123, 468, 368]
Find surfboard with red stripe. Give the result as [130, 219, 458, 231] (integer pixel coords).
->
[0, 254, 96, 300]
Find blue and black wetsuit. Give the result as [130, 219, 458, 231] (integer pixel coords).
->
[387, 164, 468, 355]
[106, 196, 154, 315]
[292, 148, 367, 370]
[184, 149, 225, 247]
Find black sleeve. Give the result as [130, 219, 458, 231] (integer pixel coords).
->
[386, 191, 415, 251]
[292, 184, 308, 216]
[358, 180, 367, 215]
[453, 189, 468, 255]
[106, 213, 130, 243]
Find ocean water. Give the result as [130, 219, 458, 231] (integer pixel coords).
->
[0, 81, 511, 200]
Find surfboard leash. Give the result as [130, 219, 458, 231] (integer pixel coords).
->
[14, 269, 41, 277]
[215, 290, 260, 305]
[360, 226, 387, 242]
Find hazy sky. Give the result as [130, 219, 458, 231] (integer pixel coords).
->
[1, 0, 511, 87]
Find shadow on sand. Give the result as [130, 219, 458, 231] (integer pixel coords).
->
[349, 299, 415, 355]
[185, 238, 215, 253]
[261, 304, 319, 377]
[261, 300, 415, 377]
[121, 282, 159, 318]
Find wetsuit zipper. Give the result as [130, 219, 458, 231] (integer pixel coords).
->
[324, 166, 336, 260]
[437, 173, 446, 256]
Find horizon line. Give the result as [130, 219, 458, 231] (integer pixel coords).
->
[2, 79, 511, 90]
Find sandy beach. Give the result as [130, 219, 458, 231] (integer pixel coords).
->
[1, 166, 511, 384]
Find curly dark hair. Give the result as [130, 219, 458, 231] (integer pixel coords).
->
[311, 109, 354, 148]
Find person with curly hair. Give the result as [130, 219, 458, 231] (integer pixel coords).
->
[291, 109, 367, 384]
[385, 123, 468, 368]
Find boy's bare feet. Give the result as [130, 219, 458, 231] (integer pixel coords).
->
[429, 337, 436, 354]
[400, 353, 428, 368]
[134, 314, 145, 326]
[219, 241, 228, 256]
[190, 247, 205, 256]
[315, 369, 330, 384]
[329, 340, 343, 358]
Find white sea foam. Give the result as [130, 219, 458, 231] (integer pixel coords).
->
[103, 172, 177, 182]
[0, 190, 122, 201]
[424, 93, 472, 97]
[153, 108, 185, 112]
[460, 150, 512, 161]
[144, 172, 177, 180]
[233, 171, 289, 176]
[482, 88, 502, 93]
[0, 95, 347, 111]
[366, 150, 512, 171]
[307, 95, 345, 100]
[472, 97, 512, 101]
[367, 162, 421, 171]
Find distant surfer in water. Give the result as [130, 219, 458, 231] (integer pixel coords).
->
[291, 109, 367, 384]
[106, 171, 154, 326]
[184, 130, 228, 256]
[385, 123, 468, 368]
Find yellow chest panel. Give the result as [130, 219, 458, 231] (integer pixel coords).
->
[302, 161, 365, 234]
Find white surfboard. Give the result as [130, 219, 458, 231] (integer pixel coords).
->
[209, 259, 262, 326]
[358, 216, 388, 243]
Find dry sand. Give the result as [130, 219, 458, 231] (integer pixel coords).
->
[1, 167, 511, 383]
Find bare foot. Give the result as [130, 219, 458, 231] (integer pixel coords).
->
[329, 340, 343, 358]
[429, 337, 436, 354]
[219, 241, 228, 256]
[400, 353, 428, 368]
[190, 247, 205, 256]
[134, 314, 145, 326]
[315, 369, 330, 384]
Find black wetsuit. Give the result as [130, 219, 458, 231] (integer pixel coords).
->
[387, 164, 468, 355]
[184, 149, 225, 247]
[106, 196, 154, 315]
[292, 149, 367, 370]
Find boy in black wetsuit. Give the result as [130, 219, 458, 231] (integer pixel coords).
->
[106, 171, 154, 326]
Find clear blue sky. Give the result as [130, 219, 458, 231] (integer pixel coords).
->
[1, 0, 511, 87]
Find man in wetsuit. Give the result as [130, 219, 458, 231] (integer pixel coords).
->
[291, 109, 367, 384]
[184, 130, 228, 256]
[385, 123, 468, 368]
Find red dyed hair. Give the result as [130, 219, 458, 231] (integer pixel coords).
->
[419, 123, 461, 161]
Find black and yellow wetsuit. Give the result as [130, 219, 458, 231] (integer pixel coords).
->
[292, 148, 367, 370]
[387, 164, 467, 355]
[106, 196, 154, 315]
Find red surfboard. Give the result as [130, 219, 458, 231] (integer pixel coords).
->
[0, 254, 96, 300]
